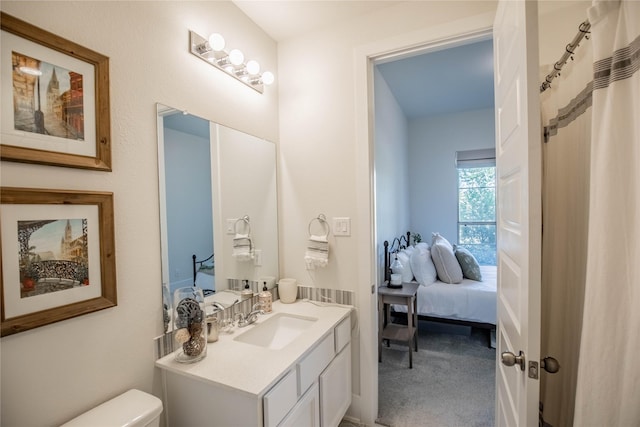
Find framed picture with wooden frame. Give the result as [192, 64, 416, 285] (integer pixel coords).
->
[0, 12, 111, 171]
[1, 187, 117, 336]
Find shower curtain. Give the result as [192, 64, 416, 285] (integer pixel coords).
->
[540, 17, 593, 426]
[541, 1, 639, 425]
[574, 1, 640, 425]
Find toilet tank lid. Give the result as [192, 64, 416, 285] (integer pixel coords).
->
[61, 389, 163, 427]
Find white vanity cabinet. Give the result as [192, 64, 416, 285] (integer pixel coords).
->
[272, 316, 351, 427]
[157, 302, 352, 427]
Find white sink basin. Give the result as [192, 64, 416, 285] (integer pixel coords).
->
[234, 313, 318, 349]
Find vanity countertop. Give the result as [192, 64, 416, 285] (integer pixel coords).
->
[155, 300, 352, 397]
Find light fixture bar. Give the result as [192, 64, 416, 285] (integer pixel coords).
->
[189, 30, 273, 94]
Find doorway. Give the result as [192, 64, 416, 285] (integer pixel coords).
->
[371, 32, 497, 426]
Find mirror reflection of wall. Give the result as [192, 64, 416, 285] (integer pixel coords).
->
[162, 111, 214, 296]
[213, 125, 278, 292]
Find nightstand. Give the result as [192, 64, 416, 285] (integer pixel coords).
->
[378, 282, 419, 368]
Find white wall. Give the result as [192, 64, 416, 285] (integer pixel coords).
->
[374, 67, 409, 284]
[0, 2, 278, 426]
[277, 1, 497, 422]
[408, 108, 496, 243]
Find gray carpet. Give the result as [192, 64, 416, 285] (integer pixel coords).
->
[377, 321, 496, 427]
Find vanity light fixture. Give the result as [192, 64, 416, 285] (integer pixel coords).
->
[189, 30, 275, 94]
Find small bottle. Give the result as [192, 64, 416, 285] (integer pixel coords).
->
[258, 281, 273, 313]
[241, 280, 253, 300]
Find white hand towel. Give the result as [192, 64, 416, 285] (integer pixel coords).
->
[305, 234, 329, 269]
[232, 233, 253, 261]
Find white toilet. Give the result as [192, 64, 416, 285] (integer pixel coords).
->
[60, 389, 163, 427]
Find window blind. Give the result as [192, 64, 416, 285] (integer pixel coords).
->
[455, 148, 496, 168]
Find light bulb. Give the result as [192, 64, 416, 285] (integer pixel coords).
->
[246, 60, 260, 75]
[229, 49, 244, 66]
[208, 33, 225, 51]
[262, 71, 275, 85]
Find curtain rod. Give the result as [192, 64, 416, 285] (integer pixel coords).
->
[540, 20, 591, 93]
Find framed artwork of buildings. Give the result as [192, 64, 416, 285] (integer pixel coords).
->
[1, 187, 117, 336]
[0, 12, 111, 171]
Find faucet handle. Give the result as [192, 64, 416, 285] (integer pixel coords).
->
[206, 301, 226, 316]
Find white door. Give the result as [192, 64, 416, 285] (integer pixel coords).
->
[493, 0, 541, 426]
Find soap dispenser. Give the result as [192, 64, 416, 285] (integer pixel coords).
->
[258, 281, 272, 313]
[241, 280, 253, 300]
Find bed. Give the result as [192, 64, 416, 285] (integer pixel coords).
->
[192, 253, 215, 296]
[383, 232, 496, 345]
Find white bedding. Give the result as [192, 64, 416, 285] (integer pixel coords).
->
[195, 270, 215, 291]
[394, 265, 496, 325]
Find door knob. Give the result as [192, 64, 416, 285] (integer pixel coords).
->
[541, 356, 560, 373]
[501, 350, 525, 371]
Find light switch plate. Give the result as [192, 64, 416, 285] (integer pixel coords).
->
[333, 217, 351, 236]
[226, 219, 236, 234]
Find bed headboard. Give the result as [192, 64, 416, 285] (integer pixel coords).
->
[192, 253, 214, 285]
[383, 231, 411, 282]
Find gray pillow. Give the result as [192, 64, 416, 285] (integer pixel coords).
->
[430, 235, 463, 284]
[454, 246, 482, 281]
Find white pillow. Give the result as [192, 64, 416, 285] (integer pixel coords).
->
[431, 246, 463, 283]
[430, 233, 463, 284]
[431, 232, 453, 250]
[415, 242, 429, 250]
[395, 250, 414, 283]
[403, 245, 415, 258]
[410, 244, 437, 286]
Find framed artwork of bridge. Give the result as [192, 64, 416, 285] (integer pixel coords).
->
[1, 187, 117, 336]
[0, 12, 111, 171]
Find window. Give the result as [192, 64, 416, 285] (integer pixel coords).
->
[456, 149, 496, 265]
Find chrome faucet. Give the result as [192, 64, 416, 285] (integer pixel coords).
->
[235, 303, 264, 328]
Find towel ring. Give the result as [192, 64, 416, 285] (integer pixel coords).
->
[308, 214, 330, 237]
[234, 215, 251, 235]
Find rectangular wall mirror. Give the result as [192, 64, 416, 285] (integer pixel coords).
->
[156, 103, 279, 331]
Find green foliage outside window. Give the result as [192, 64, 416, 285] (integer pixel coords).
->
[458, 167, 496, 265]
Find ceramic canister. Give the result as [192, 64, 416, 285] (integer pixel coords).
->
[278, 278, 298, 303]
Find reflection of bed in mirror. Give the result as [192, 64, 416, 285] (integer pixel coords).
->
[193, 253, 214, 295]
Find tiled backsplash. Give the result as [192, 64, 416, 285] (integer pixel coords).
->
[296, 285, 355, 305]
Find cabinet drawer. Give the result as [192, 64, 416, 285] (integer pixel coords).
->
[264, 369, 298, 427]
[298, 332, 334, 395]
[334, 316, 350, 353]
